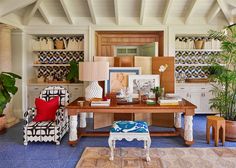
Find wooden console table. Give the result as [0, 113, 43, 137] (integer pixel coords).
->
[66, 98, 196, 146]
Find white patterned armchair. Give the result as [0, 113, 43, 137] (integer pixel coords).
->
[23, 86, 69, 145]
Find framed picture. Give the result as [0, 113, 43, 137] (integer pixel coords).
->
[128, 75, 160, 98]
[105, 67, 141, 94]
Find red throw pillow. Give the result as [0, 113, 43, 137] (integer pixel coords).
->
[33, 96, 59, 122]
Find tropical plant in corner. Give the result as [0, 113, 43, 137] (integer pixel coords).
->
[208, 24, 236, 141]
[0, 72, 21, 134]
[66, 60, 79, 83]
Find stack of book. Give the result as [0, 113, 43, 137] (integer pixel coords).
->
[91, 99, 110, 106]
[158, 96, 182, 105]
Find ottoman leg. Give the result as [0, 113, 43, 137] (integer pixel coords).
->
[146, 137, 151, 162]
[108, 137, 114, 161]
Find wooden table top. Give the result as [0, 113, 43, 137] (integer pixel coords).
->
[66, 97, 196, 115]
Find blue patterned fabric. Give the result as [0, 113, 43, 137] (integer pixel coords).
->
[110, 121, 149, 133]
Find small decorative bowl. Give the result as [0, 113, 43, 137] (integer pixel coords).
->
[146, 99, 156, 105]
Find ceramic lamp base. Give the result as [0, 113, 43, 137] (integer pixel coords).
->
[85, 81, 103, 101]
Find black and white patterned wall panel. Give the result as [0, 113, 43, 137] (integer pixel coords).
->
[37, 66, 70, 78]
[175, 51, 221, 64]
[37, 51, 84, 64]
[175, 66, 210, 79]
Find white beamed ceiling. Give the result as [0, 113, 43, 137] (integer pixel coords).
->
[0, 0, 235, 28]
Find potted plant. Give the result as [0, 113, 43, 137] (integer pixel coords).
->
[0, 72, 21, 134]
[151, 86, 162, 104]
[66, 60, 79, 83]
[208, 24, 236, 141]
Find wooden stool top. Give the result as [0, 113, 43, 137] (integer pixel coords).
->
[207, 116, 225, 121]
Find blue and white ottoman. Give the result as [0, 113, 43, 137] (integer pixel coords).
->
[108, 121, 151, 161]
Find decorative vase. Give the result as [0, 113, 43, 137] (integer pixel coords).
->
[194, 40, 204, 49]
[0, 114, 7, 135]
[225, 120, 236, 141]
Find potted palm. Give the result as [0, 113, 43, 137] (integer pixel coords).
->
[0, 72, 21, 134]
[208, 24, 236, 141]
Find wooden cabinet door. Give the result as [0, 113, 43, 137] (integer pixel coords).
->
[28, 86, 46, 107]
[68, 85, 84, 102]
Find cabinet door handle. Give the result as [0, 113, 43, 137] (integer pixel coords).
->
[180, 88, 185, 90]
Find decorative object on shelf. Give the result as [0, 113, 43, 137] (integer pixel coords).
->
[79, 61, 109, 101]
[150, 86, 162, 103]
[208, 24, 236, 141]
[66, 60, 79, 83]
[105, 67, 141, 94]
[0, 72, 21, 134]
[54, 39, 65, 49]
[194, 40, 204, 49]
[128, 75, 160, 98]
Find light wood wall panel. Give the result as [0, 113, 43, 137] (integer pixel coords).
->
[96, 31, 164, 56]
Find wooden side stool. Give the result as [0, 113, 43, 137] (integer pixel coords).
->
[108, 121, 151, 161]
[206, 116, 225, 146]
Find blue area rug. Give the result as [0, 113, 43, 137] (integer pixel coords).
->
[0, 115, 235, 168]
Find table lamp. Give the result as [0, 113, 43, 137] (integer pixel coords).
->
[79, 61, 109, 101]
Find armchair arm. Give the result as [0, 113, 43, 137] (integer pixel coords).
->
[55, 107, 68, 125]
[24, 108, 36, 125]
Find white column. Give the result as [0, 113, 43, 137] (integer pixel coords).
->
[69, 115, 78, 141]
[174, 113, 182, 128]
[184, 115, 193, 141]
[0, 25, 19, 127]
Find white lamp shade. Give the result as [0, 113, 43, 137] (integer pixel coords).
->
[79, 61, 109, 81]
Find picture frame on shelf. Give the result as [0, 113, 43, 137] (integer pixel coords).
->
[105, 67, 141, 94]
[128, 75, 160, 98]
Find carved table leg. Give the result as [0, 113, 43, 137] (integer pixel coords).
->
[184, 115, 194, 146]
[68, 115, 78, 146]
[80, 112, 87, 128]
[174, 113, 182, 129]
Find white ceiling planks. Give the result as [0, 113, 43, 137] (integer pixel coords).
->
[0, 0, 235, 26]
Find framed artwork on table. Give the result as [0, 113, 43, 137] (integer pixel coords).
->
[105, 67, 142, 94]
[128, 75, 160, 98]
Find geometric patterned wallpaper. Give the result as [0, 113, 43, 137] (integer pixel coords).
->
[37, 51, 84, 78]
[35, 35, 84, 79]
[175, 36, 221, 79]
[175, 50, 221, 79]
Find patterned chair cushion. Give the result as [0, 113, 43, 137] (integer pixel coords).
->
[110, 121, 149, 133]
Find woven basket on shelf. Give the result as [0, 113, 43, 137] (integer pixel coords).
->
[54, 40, 64, 49]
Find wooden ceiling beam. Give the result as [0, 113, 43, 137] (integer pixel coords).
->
[87, 0, 97, 24]
[185, 0, 198, 24]
[217, 0, 234, 25]
[0, 0, 36, 17]
[23, 0, 43, 25]
[207, 2, 220, 23]
[163, 0, 174, 24]
[114, 0, 120, 25]
[140, 0, 146, 25]
[38, 2, 51, 24]
[60, 0, 75, 24]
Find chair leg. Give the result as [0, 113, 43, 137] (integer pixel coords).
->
[23, 141, 28, 146]
[108, 137, 114, 161]
[206, 124, 210, 144]
[146, 137, 151, 162]
[214, 128, 219, 147]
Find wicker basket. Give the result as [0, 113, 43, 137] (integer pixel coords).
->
[54, 40, 64, 49]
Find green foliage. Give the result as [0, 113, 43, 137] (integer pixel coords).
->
[208, 25, 236, 121]
[0, 72, 21, 115]
[151, 86, 162, 97]
[66, 60, 79, 82]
